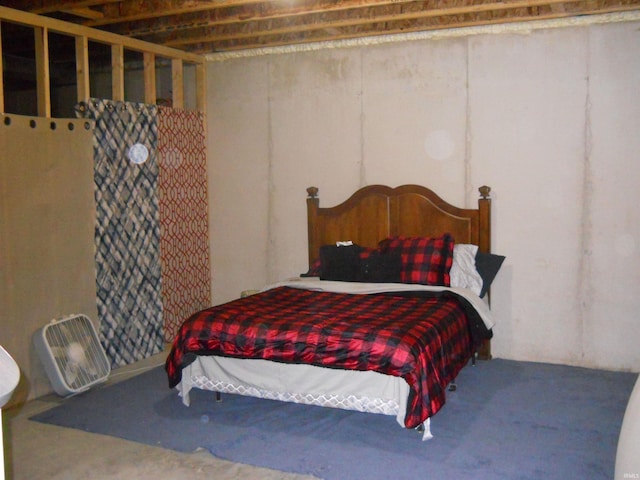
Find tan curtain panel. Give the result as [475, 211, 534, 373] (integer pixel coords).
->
[0, 114, 97, 402]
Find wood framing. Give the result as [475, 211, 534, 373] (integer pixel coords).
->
[75, 35, 90, 102]
[171, 58, 184, 109]
[0, 5, 207, 117]
[111, 43, 124, 101]
[195, 63, 206, 114]
[143, 52, 156, 105]
[34, 26, 51, 118]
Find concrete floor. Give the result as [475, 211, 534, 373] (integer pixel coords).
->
[2, 352, 318, 480]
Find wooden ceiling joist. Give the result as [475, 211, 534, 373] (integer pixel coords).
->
[86, 0, 258, 28]
[63, 7, 104, 20]
[5, 0, 121, 15]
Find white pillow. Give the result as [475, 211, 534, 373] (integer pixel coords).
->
[450, 244, 483, 296]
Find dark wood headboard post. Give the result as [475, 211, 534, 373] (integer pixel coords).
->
[477, 185, 492, 360]
[306, 186, 320, 267]
[478, 185, 491, 254]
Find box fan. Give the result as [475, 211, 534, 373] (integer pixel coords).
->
[34, 314, 111, 397]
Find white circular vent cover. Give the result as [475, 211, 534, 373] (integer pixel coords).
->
[128, 143, 149, 164]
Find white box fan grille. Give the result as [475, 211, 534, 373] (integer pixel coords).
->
[34, 314, 111, 397]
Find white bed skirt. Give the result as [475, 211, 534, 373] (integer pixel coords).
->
[175, 355, 432, 436]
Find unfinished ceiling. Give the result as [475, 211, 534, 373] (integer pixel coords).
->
[4, 0, 640, 54]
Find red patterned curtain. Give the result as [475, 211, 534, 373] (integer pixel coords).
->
[157, 107, 211, 342]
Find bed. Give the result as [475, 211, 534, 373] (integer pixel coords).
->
[165, 184, 499, 439]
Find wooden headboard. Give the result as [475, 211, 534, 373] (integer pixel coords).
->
[306, 184, 491, 267]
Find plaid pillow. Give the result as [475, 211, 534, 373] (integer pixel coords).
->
[378, 234, 455, 286]
[358, 246, 376, 261]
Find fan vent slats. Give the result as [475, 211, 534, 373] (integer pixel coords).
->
[34, 314, 111, 396]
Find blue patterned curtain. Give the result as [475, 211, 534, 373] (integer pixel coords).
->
[76, 99, 164, 368]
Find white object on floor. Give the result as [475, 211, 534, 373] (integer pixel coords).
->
[615, 375, 640, 480]
[0, 346, 19, 408]
[0, 345, 20, 480]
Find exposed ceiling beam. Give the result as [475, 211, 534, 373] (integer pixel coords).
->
[3, 0, 121, 15]
[87, 0, 266, 27]
[63, 7, 104, 20]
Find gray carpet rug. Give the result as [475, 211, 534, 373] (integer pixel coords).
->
[31, 359, 637, 480]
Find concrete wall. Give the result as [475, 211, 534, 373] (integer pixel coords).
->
[206, 18, 640, 371]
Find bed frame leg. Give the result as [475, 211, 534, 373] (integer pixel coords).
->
[448, 381, 457, 392]
[415, 418, 433, 441]
[216, 391, 222, 402]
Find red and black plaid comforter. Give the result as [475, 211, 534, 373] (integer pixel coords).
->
[165, 286, 489, 428]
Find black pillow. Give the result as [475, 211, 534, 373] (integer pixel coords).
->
[319, 245, 363, 281]
[357, 251, 402, 283]
[475, 251, 506, 297]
